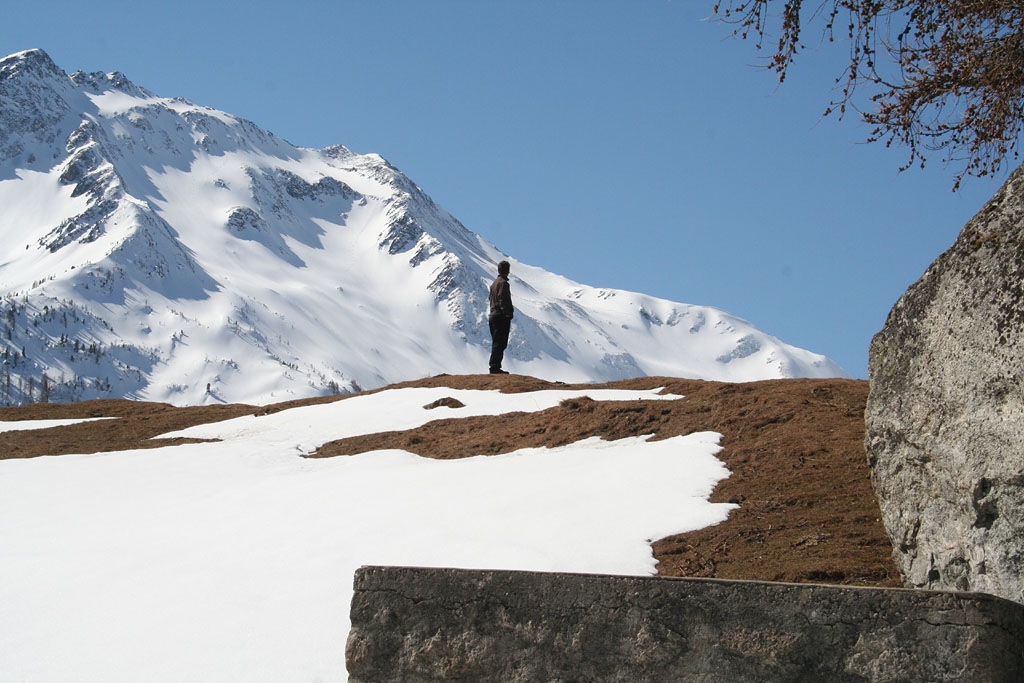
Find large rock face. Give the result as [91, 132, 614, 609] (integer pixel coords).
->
[866, 164, 1024, 603]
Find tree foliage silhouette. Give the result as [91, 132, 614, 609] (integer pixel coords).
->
[715, 0, 1024, 188]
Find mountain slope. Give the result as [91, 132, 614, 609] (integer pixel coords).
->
[0, 49, 847, 406]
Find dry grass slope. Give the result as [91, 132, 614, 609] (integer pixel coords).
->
[0, 374, 899, 587]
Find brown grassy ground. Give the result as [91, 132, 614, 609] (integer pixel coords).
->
[0, 374, 900, 588]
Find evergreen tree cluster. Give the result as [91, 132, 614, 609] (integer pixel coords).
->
[1, 297, 117, 406]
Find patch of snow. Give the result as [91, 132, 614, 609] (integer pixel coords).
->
[0, 387, 734, 683]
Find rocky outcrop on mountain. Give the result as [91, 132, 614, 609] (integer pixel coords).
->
[866, 163, 1024, 604]
[0, 50, 75, 162]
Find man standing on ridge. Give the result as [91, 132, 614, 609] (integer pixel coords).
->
[488, 260, 514, 374]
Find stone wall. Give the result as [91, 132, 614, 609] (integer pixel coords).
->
[346, 566, 1024, 682]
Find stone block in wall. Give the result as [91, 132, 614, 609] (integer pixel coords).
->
[346, 566, 1024, 682]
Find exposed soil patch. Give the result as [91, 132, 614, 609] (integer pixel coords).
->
[0, 400, 258, 458]
[424, 397, 467, 410]
[0, 374, 899, 588]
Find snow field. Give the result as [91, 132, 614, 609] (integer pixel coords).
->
[0, 386, 736, 683]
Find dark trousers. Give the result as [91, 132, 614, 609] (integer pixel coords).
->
[488, 316, 511, 371]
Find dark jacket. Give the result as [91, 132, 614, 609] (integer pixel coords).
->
[488, 274, 514, 319]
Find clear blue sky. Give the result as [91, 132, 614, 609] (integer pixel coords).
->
[2, 1, 1012, 378]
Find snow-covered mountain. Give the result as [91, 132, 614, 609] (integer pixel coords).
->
[0, 48, 846, 406]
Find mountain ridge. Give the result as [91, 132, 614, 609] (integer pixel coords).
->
[0, 48, 847, 406]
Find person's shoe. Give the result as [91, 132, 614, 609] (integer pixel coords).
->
[489, 368, 510, 374]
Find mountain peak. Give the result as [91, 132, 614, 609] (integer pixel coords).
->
[0, 48, 80, 166]
[69, 68, 153, 98]
[0, 48, 65, 82]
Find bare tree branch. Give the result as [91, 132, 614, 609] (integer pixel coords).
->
[715, 0, 1024, 189]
